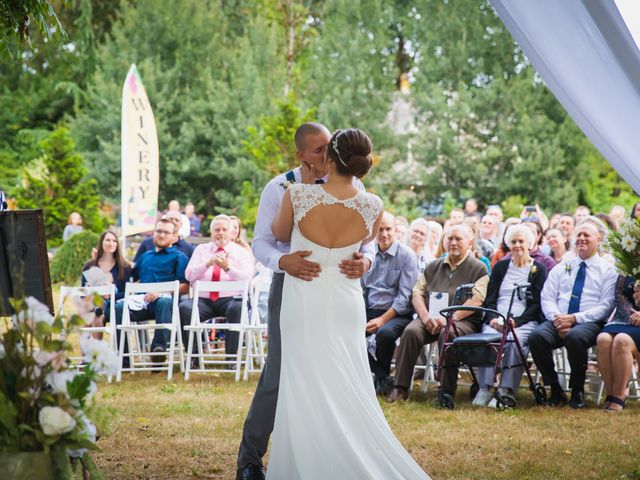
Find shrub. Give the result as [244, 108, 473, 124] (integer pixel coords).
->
[50, 230, 99, 285]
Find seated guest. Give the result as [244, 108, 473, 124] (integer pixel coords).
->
[179, 215, 254, 365]
[425, 220, 443, 260]
[472, 225, 547, 406]
[394, 215, 410, 244]
[114, 219, 190, 365]
[582, 215, 616, 264]
[529, 222, 617, 408]
[631, 201, 640, 220]
[388, 224, 489, 402]
[167, 199, 191, 239]
[597, 275, 640, 411]
[544, 227, 571, 265]
[133, 211, 195, 263]
[82, 231, 132, 335]
[486, 204, 505, 237]
[449, 208, 464, 224]
[63, 212, 84, 241]
[185, 202, 202, 237]
[464, 197, 482, 220]
[490, 219, 521, 269]
[408, 218, 432, 273]
[463, 217, 491, 273]
[557, 213, 576, 240]
[229, 215, 253, 254]
[478, 215, 500, 258]
[362, 212, 418, 395]
[513, 219, 557, 273]
[574, 205, 591, 225]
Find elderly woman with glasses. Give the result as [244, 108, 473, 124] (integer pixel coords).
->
[472, 224, 548, 407]
[408, 218, 433, 273]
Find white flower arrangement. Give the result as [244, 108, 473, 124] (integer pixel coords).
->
[608, 217, 640, 281]
[0, 296, 111, 478]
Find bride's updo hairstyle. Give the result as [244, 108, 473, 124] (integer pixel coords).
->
[327, 128, 374, 179]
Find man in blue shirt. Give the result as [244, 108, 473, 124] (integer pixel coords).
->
[362, 212, 418, 396]
[115, 218, 189, 367]
[133, 211, 195, 263]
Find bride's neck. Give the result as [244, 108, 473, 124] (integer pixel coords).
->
[326, 171, 353, 185]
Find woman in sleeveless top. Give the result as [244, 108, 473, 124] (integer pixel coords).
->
[267, 128, 430, 480]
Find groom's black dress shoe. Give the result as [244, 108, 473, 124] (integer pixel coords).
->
[236, 464, 265, 480]
[569, 389, 586, 409]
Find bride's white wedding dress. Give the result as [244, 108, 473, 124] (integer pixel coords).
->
[267, 184, 430, 480]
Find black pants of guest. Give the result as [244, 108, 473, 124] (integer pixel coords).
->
[178, 296, 242, 355]
[529, 320, 603, 390]
[366, 308, 412, 379]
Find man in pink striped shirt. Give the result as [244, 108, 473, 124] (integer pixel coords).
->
[179, 214, 255, 365]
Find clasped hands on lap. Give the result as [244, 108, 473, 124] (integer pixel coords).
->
[552, 313, 577, 338]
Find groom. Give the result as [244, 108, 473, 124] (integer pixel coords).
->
[236, 122, 376, 480]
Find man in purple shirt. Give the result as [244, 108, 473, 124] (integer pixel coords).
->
[236, 122, 376, 480]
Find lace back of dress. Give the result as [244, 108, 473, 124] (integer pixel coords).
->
[290, 184, 381, 235]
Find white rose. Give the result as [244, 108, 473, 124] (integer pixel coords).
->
[80, 336, 118, 376]
[45, 370, 78, 396]
[14, 297, 54, 328]
[39, 406, 76, 436]
[67, 414, 97, 458]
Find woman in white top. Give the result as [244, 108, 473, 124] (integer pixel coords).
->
[472, 224, 548, 407]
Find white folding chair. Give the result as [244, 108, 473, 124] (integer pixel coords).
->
[420, 342, 440, 393]
[628, 360, 640, 401]
[243, 277, 271, 380]
[116, 281, 183, 381]
[58, 284, 118, 382]
[184, 280, 250, 381]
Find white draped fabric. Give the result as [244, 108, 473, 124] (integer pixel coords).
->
[490, 0, 640, 194]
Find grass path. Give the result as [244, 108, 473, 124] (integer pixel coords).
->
[90, 374, 640, 479]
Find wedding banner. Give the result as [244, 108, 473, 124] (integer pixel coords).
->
[120, 64, 159, 240]
[490, 0, 640, 194]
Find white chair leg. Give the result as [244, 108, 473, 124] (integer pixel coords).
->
[167, 328, 176, 381]
[117, 328, 126, 382]
[185, 330, 194, 381]
[234, 328, 243, 382]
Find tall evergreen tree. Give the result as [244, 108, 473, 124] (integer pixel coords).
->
[16, 127, 104, 245]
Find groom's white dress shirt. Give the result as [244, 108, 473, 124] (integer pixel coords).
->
[252, 166, 376, 273]
[540, 253, 617, 324]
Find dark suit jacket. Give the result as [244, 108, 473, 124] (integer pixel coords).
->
[483, 258, 547, 327]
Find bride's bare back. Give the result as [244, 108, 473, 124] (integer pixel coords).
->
[272, 184, 383, 249]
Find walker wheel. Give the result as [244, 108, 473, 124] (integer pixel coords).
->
[495, 392, 517, 411]
[533, 384, 547, 405]
[469, 382, 479, 400]
[438, 391, 455, 410]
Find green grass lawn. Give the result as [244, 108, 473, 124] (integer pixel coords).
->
[89, 373, 640, 480]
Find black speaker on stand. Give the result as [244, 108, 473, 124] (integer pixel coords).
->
[0, 209, 54, 315]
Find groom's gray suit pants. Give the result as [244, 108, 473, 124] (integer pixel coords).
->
[237, 272, 284, 469]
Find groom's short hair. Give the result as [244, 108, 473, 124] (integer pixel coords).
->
[294, 122, 330, 151]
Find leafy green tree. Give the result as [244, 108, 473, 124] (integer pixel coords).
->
[50, 230, 99, 284]
[71, 0, 286, 219]
[16, 127, 104, 246]
[0, 0, 120, 195]
[0, 0, 65, 52]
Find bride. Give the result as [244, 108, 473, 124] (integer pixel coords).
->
[268, 128, 429, 479]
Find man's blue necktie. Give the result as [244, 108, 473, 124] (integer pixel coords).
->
[568, 261, 587, 314]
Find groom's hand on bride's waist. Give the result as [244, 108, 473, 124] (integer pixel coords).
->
[279, 251, 321, 281]
[339, 252, 371, 280]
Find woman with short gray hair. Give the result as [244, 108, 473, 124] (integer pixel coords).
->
[473, 224, 548, 407]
